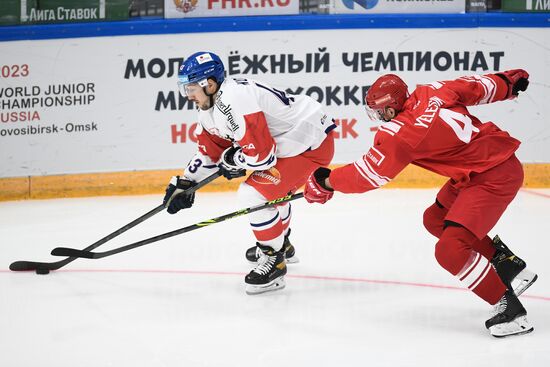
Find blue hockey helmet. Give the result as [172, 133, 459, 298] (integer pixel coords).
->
[177, 52, 225, 97]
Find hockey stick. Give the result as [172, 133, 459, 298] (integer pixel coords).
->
[51, 192, 304, 260]
[9, 170, 222, 272]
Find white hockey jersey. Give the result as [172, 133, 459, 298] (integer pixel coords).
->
[183, 77, 335, 181]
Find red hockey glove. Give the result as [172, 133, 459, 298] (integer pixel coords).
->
[304, 167, 334, 204]
[496, 69, 529, 99]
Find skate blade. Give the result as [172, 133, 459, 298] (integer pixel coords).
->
[489, 315, 534, 338]
[286, 256, 299, 264]
[246, 277, 286, 295]
[247, 256, 299, 266]
[512, 269, 538, 296]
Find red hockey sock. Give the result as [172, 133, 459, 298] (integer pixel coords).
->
[435, 226, 506, 305]
[471, 236, 496, 261]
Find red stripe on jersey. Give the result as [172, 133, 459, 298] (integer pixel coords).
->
[468, 261, 491, 290]
[488, 74, 509, 101]
[196, 129, 232, 162]
[330, 163, 378, 194]
[362, 158, 390, 184]
[240, 111, 276, 162]
[253, 219, 284, 242]
[353, 162, 379, 188]
[282, 220, 291, 233]
[282, 213, 291, 232]
[450, 74, 508, 106]
[459, 253, 481, 281]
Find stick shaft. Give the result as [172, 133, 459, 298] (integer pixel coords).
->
[54, 193, 304, 259]
[10, 170, 222, 271]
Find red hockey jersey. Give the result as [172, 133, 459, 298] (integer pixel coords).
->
[330, 73, 521, 193]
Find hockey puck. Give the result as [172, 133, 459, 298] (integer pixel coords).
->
[35, 268, 50, 275]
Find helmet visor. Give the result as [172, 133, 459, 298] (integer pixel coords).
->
[365, 104, 385, 122]
[177, 78, 208, 97]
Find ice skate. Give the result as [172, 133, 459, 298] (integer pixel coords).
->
[485, 290, 533, 338]
[245, 243, 287, 295]
[491, 235, 537, 296]
[245, 229, 299, 264]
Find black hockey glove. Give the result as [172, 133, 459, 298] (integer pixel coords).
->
[495, 69, 529, 99]
[163, 176, 196, 214]
[219, 146, 247, 180]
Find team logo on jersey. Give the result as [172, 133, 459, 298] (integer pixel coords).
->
[215, 98, 238, 132]
[173, 0, 197, 14]
[251, 167, 282, 186]
[241, 143, 256, 151]
[366, 146, 385, 166]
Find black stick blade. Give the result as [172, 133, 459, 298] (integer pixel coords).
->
[10, 261, 41, 271]
[10, 259, 71, 272]
[51, 247, 95, 259]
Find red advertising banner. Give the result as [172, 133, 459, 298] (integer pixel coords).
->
[164, 0, 300, 18]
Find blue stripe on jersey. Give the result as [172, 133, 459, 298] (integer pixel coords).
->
[325, 124, 337, 134]
[251, 212, 280, 228]
[245, 154, 276, 168]
[281, 204, 292, 222]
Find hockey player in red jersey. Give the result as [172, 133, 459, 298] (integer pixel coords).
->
[163, 52, 335, 294]
[304, 70, 537, 337]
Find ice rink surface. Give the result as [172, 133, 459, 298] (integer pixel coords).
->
[1, 188, 549, 367]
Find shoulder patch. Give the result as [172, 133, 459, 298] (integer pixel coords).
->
[366, 146, 385, 167]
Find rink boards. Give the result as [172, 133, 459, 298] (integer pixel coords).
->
[1, 13, 549, 200]
[1, 163, 549, 201]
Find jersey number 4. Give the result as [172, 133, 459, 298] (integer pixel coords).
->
[235, 78, 294, 106]
[439, 108, 480, 144]
[256, 83, 295, 106]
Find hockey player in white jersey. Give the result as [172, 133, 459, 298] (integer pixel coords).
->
[163, 51, 336, 294]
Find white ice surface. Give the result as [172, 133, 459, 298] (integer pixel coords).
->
[1, 189, 549, 367]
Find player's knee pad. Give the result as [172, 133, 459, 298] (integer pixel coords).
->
[434, 226, 478, 275]
[423, 201, 447, 238]
[237, 181, 268, 206]
[238, 182, 276, 224]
